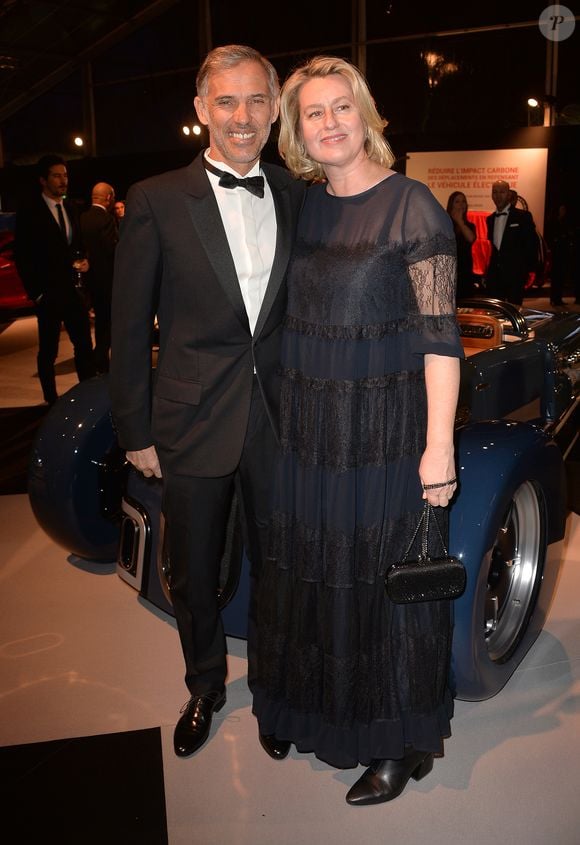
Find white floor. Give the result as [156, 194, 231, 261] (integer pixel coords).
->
[1, 492, 579, 844]
[0, 315, 78, 408]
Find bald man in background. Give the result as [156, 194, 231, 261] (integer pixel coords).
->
[485, 180, 537, 306]
[80, 182, 118, 372]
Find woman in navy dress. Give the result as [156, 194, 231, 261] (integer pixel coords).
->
[253, 56, 463, 806]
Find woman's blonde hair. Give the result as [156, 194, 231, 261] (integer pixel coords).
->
[278, 55, 394, 181]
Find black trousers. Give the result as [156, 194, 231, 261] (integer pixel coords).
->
[35, 295, 95, 403]
[162, 378, 278, 697]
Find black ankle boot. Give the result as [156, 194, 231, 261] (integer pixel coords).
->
[345, 748, 434, 806]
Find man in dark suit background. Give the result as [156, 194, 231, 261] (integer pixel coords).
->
[110, 45, 305, 761]
[485, 179, 538, 305]
[14, 154, 95, 405]
[80, 182, 118, 373]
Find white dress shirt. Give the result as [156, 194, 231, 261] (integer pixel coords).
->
[204, 152, 276, 335]
[493, 206, 510, 251]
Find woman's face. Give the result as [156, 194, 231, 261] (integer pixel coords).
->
[298, 74, 366, 172]
[452, 194, 467, 215]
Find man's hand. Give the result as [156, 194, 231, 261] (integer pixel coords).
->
[126, 445, 162, 478]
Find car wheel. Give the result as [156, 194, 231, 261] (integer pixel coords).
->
[451, 421, 566, 700]
[484, 480, 546, 664]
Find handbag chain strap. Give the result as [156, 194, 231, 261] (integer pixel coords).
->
[399, 501, 450, 563]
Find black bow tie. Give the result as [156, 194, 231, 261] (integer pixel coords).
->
[494, 211, 508, 217]
[203, 158, 265, 198]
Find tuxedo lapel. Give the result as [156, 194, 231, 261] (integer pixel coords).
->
[486, 213, 494, 242]
[183, 157, 250, 332]
[499, 207, 519, 252]
[488, 208, 514, 253]
[182, 155, 296, 337]
[253, 164, 294, 338]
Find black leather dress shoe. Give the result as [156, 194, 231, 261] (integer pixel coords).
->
[345, 748, 434, 806]
[259, 732, 291, 760]
[173, 690, 226, 757]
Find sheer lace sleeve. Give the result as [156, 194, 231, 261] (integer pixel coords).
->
[403, 181, 464, 358]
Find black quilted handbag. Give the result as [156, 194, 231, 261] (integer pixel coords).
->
[385, 502, 466, 604]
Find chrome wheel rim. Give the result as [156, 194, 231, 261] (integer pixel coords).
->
[157, 512, 173, 605]
[156, 507, 241, 610]
[485, 481, 543, 662]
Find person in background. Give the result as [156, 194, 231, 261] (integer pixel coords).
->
[545, 203, 575, 307]
[485, 180, 537, 305]
[113, 200, 125, 225]
[14, 154, 95, 405]
[80, 182, 118, 372]
[109, 44, 305, 762]
[252, 55, 463, 806]
[446, 191, 476, 299]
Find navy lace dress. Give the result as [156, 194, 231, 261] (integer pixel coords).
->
[253, 173, 464, 769]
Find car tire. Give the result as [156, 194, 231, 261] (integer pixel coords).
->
[450, 421, 566, 700]
[453, 476, 551, 701]
[481, 480, 546, 664]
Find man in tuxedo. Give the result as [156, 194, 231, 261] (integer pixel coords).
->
[485, 180, 538, 305]
[110, 45, 305, 760]
[14, 154, 95, 405]
[80, 182, 118, 373]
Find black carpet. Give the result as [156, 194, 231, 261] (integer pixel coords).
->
[1, 728, 168, 844]
[1, 409, 170, 843]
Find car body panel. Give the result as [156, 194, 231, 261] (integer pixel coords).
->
[28, 375, 122, 561]
[0, 214, 35, 319]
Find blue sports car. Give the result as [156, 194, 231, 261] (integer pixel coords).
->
[28, 297, 580, 701]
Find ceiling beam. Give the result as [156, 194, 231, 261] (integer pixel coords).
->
[0, 0, 182, 123]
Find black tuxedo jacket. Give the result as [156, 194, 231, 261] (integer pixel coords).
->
[110, 152, 306, 477]
[80, 205, 118, 301]
[14, 195, 84, 305]
[486, 205, 537, 285]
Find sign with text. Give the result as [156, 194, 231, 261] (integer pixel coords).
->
[406, 148, 548, 234]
